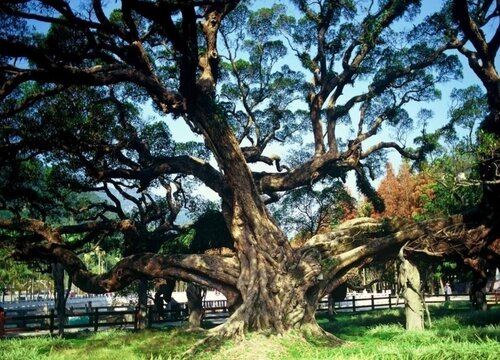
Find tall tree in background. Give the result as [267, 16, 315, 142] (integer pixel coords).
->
[418, 0, 500, 303]
[0, 0, 498, 344]
[273, 182, 356, 248]
[447, 0, 500, 210]
[376, 162, 431, 219]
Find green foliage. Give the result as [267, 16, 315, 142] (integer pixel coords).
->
[140, 122, 175, 157]
[0, 158, 86, 220]
[417, 141, 482, 219]
[160, 210, 233, 255]
[320, 257, 338, 273]
[413, 84, 493, 219]
[273, 181, 355, 238]
[357, 200, 374, 218]
[43, 21, 89, 65]
[477, 130, 500, 162]
[0, 246, 41, 295]
[220, 3, 307, 149]
[81, 246, 121, 275]
[159, 229, 193, 255]
[187, 210, 233, 253]
[355, 169, 385, 213]
[429, 260, 472, 286]
[174, 141, 211, 160]
[445, 86, 488, 145]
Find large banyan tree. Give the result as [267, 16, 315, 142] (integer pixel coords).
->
[0, 0, 499, 339]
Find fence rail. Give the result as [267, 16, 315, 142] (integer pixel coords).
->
[3, 292, 499, 335]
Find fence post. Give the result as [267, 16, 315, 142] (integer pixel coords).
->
[371, 295, 375, 310]
[352, 296, 356, 312]
[388, 295, 392, 309]
[147, 306, 153, 329]
[49, 309, 55, 335]
[93, 308, 99, 332]
[134, 306, 138, 331]
[184, 303, 189, 320]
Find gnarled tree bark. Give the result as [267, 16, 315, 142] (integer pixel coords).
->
[0, 0, 499, 348]
[9, 213, 497, 340]
[397, 245, 426, 330]
[186, 283, 206, 330]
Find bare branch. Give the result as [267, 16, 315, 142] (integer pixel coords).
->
[361, 142, 419, 160]
[97, 155, 226, 198]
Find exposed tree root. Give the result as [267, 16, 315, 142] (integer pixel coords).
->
[182, 315, 342, 358]
[297, 322, 344, 346]
[182, 317, 245, 358]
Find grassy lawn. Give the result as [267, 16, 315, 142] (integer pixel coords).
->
[1, 303, 499, 360]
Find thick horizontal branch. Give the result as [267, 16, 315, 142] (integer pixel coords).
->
[14, 243, 240, 294]
[97, 155, 227, 197]
[361, 142, 419, 160]
[5, 210, 498, 309]
[304, 214, 497, 283]
[0, 218, 63, 244]
[254, 152, 347, 193]
[0, 63, 186, 114]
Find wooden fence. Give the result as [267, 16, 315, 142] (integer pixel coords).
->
[318, 292, 499, 313]
[3, 292, 499, 335]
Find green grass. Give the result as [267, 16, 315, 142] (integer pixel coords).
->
[1, 303, 499, 360]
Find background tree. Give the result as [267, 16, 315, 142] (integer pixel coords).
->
[273, 182, 356, 248]
[376, 162, 432, 219]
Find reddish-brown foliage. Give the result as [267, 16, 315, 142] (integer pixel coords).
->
[375, 162, 433, 219]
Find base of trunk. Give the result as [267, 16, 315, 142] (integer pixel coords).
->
[404, 289, 425, 331]
[398, 245, 426, 330]
[470, 273, 488, 311]
[183, 313, 342, 359]
[186, 283, 206, 330]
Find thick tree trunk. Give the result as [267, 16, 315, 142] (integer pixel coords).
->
[130, 280, 149, 329]
[193, 98, 324, 335]
[153, 280, 175, 320]
[186, 283, 205, 330]
[138, 279, 148, 307]
[470, 273, 488, 311]
[52, 262, 66, 336]
[221, 206, 326, 336]
[398, 247, 425, 330]
[403, 287, 425, 331]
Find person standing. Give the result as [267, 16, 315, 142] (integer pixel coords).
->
[444, 282, 452, 302]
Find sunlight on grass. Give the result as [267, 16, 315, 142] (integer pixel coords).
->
[1, 305, 499, 359]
